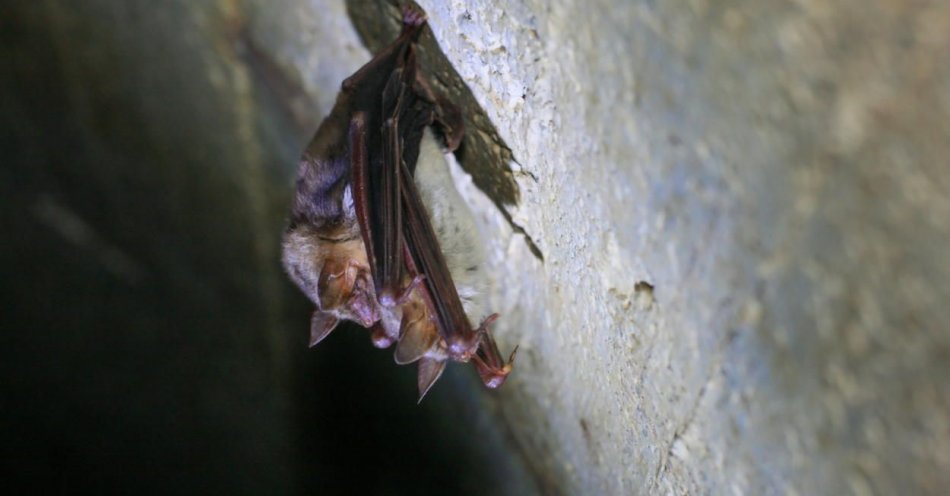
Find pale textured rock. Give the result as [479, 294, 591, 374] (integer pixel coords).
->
[411, 0, 950, 494]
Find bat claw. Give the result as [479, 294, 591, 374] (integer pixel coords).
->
[401, 5, 427, 29]
[506, 345, 519, 365]
[477, 313, 500, 332]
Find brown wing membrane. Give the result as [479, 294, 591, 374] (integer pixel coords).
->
[400, 153, 514, 387]
[399, 161, 479, 353]
[352, 14, 430, 307]
[374, 71, 406, 306]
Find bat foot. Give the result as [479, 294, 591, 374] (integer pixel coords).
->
[401, 5, 427, 29]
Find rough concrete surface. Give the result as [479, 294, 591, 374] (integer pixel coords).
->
[404, 0, 950, 494]
[4, 0, 949, 494]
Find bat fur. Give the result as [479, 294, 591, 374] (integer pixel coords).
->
[281, 131, 487, 345]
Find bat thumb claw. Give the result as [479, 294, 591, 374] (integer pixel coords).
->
[507, 345, 519, 365]
[381, 274, 425, 307]
[477, 313, 500, 332]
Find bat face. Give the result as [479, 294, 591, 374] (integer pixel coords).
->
[282, 5, 514, 401]
[282, 212, 379, 342]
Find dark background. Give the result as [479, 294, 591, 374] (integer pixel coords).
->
[1, 2, 533, 494]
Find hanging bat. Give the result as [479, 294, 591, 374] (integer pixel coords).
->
[282, 5, 515, 401]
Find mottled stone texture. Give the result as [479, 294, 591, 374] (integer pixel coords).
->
[4, 0, 948, 494]
[406, 0, 950, 494]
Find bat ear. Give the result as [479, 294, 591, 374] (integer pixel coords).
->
[417, 358, 446, 403]
[310, 310, 340, 347]
[317, 259, 355, 310]
[394, 314, 437, 364]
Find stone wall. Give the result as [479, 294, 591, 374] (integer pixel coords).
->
[4, 0, 948, 494]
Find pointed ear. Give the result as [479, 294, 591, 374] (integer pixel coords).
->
[309, 310, 340, 347]
[394, 320, 434, 364]
[417, 358, 446, 403]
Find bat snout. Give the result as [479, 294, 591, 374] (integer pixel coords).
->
[347, 293, 380, 328]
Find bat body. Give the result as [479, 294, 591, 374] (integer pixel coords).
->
[282, 6, 514, 400]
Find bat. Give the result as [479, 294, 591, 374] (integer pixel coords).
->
[282, 5, 515, 401]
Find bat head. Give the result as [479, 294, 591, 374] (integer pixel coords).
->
[282, 222, 381, 330]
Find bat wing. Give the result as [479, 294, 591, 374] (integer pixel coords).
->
[352, 14, 432, 307]
[400, 154, 513, 390]
[348, 6, 514, 393]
